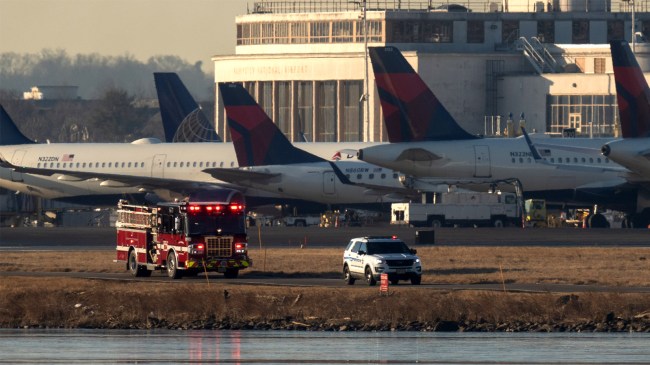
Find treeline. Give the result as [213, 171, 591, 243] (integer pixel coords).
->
[0, 50, 215, 143]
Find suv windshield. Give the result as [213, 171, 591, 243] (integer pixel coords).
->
[366, 241, 410, 255]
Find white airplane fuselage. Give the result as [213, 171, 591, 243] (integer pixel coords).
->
[358, 136, 630, 202]
[0, 141, 390, 205]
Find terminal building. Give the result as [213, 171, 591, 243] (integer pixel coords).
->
[212, 0, 650, 141]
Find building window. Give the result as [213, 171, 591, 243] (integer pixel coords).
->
[547, 94, 617, 136]
[259, 81, 273, 119]
[341, 80, 363, 141]
[277, 81, 292, 139]
[311, 22, 330, 43]
[572, 20, 589, 43]
[537, 20, 554, 43]
[422, 21, 453, 43]
[594, 58, 606, 74]
[607, 20, 624, 42]
[315, 81, 337, 141]
[502, 20, 519, 43]
[296, 81, 313, 141]
[467, 21, 484, 43]
[332, 21, 354, 43]
[291, 22, 309, 44]
[357, 20, 384, 42]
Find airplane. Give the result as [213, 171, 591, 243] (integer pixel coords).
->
[0, 75, 389, 208]
[354, 46, 637, 212]
[202, 82, 412, 206]
[599, 40, 650, 226]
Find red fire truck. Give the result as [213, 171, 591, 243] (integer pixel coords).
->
[115, 189, 251, 279]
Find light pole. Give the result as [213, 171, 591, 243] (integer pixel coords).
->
[362, 0, 370, 142]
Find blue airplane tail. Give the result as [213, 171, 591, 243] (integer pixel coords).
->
[369, 46, 478, 142]
[0, 106, 36, 145]
[154, 72, 221, 142]
[610, 40, 650, 138]
[218, 82, 324, 167]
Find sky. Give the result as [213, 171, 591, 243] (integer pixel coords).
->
[0, 0, 250, 73]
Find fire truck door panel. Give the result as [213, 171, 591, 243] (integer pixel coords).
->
[151, 154, 166, 178]
[10, 150, 27, 182]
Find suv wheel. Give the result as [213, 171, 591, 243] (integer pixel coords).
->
[365, 266, 376, 286]
[411, 275, 422, 285]
[343, 265, 355, 285]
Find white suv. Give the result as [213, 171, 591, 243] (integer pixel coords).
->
[343, 236, 422, 286]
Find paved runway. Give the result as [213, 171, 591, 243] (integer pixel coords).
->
[1, 225, 649, 250]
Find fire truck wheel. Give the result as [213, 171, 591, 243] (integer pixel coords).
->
[223, 268, 239, 279]
[128, 250, 151, 277]
[166, 251, 182, 279]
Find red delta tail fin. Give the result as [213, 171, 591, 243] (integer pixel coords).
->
[218, 82, 324, 167]
[369, 46, 478, 142]
[610, 40, 650, 138]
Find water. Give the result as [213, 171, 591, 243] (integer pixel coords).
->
[1, 330, 649, 364]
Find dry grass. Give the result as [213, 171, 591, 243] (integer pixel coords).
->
[2, 246, 650, 287]
[2, 277, 650, 330]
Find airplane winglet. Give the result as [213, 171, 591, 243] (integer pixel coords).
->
[154, 73, 221, 143]
[610, 40, 650, 138]
[368, 46, 479, 142]
[219, 82, 325, 166]
[0, 106, 36, 145]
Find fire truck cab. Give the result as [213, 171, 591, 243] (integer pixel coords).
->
[115, 189, 251, 279]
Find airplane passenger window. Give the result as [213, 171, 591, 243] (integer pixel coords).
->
[589, 158, 593, 163]
[527, 158, 531, 163]
[180, 162, 184, 168]
[37, 163, 41, 168]
[381, 173, 386, 179]
[511, 158, 515, 163]
[519, 158, 523, 163]
[76, 163, 80, 168]
[102, 162, 105, 168]
[212, 162, 216, 167]
[605, 158, 609, 163]
[220, 162, 223, 167]
[63, 163, 67, 168]
[82, 163, 86, 168]
[369, 174, 374, 179]
[393, 173, 398, 178]
[108, 162, 112, 168]
[166, 162, 170, 168]
[573, 158, 578, 163]
[56, 163, 60, 168]
[173, 162, 177, 167]
[357, 174, 362, 179]
[230, 162, 234, 167]
[193, 162, 197, 167]
[581, 158, 586, 163]
[140, 162, 144, 168]
[557, 158, 562, 163]
[199, 162, 203, 168]
[550, 158, 554, 163]
[121, 162, 125, 168]
[186, 161, 190, 167]
[128, 162, 132, 168]
[49, 163, 53, 168]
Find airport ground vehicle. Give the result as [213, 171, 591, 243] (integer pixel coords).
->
[283, 215, 320, 227]
[115, 189, 251, 279]
[343, 236, 422, 286]
[525, 199, 547, 227]
[390, 191, 521, 228]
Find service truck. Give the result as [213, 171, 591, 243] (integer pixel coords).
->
[115, 189, 251, 279]
[391, 191, 521, 228]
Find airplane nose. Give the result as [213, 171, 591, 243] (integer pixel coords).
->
[601, 144, 611, 156]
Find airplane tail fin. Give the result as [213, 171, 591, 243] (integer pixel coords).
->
[153, 72, 221, 142]
[218, 82, 325, 167]
[610, 40, 650, 138]
[0, 106, 36, 145]
[369, 46, 478, 142]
